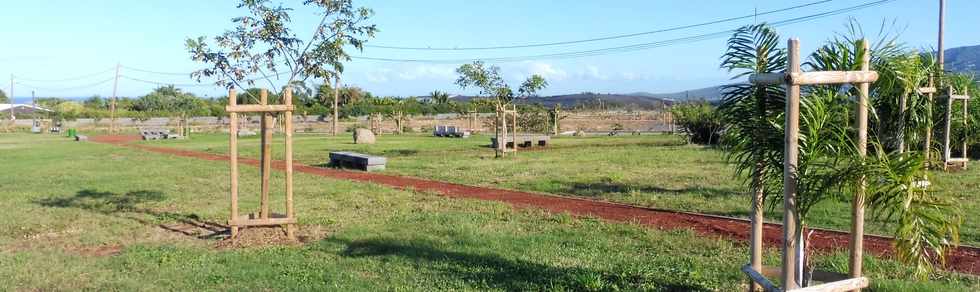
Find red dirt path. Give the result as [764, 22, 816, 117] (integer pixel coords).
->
[91, 135, 980, 275]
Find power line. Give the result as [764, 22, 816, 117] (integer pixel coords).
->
[120, 71, 292, 88]
[15, 67, 116, 82]
[15, 77, 116, 92]
[364, 0, 834, 51]
[120, 65, 193, 76]
[121, 75, 217, 87]
[352, 0, 896, 63]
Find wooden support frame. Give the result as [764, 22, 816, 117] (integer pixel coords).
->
[745, 38, 876, 291]
[227, 88, 296, 240]
[943, 86, 970, 170]
[920, 76, 937, 166]
[495, 104, 518, 157]
[370, 112, 383, 135]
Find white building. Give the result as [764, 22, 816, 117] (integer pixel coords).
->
[0, 104, 52, 118]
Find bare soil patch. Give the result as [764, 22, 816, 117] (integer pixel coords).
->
[213, 225, 329, 249]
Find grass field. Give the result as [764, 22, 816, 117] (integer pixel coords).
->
[153, 132, 980, 247]
[1, 133, 977, 290]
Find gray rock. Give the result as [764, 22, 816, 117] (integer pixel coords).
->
[237, 129, 257, 137]
[353, 128, 376, 144]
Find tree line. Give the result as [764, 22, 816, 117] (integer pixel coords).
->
[19, 82, 574, 122]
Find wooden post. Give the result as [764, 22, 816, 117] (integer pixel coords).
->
[749, 166, 764, 292]
[499, 106, 507, 157]
[468, 111, 476, 131]
[110, 63, 120, 134]
[781, 38, 803, 290]
[898, 92, 907, 153]
[552, 105, 561, 136]
[962, 92, 969, 169]
[332, 77, 340, 136]
[284, 87, 296, 240]
[512, 105, 518, 154]
[228, 89, 240, 238]
[259, 89, 271, 219]
[944, 86, 953, 170]
[924, 76, 935, 166]
[849, 40, 871, 292]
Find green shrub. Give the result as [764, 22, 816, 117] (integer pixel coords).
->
[671, 103, 723, 145]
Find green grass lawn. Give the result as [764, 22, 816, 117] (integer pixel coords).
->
[1, 133, 975, 290]
[153, 132, 980, 247]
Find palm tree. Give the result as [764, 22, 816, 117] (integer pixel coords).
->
[721, 23, 961, 282]
[429, 90, 451, 104]
[718, 24, 787, 285]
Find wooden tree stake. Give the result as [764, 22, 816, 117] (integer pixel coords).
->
[228, 89, 240, 238]
[782, 37, 803, 290]
[849, 40, 871, 292]
[260, 89, 271, 219]
[284, 88, 295, 239]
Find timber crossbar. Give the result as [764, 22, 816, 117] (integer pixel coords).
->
[225, 104, 295, 113]
[741, 265, 869, 292]
[917, 87, 937, 94]
[749, 71, 878, 86]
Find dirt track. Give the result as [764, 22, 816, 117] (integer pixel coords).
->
[91, 135, 980, 276]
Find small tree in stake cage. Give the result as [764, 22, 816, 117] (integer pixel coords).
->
[455, 61, 547, 157]
[186, 0, 376, 240]
[722, 23, 961, 291]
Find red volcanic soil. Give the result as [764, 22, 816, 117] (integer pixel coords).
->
[91, 135, 980, 275]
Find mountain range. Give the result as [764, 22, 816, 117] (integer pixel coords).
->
[516, 44, 980, 108]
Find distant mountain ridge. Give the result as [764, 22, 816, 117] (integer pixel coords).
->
[450, 86, 724, 109]
[945, 44, 980, 75]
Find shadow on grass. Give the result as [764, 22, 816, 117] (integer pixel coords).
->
[321, 237, 715, 291]
[35, 189, 228, 240]
[381, 149, 419, 156]
[560, 181, 739, 199]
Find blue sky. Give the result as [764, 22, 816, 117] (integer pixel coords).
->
[0, 0, 976, 100]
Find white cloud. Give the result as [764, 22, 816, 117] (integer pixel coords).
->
[364, 65, 455, 83]
[578, 65, 608, 80]
[619, 71, 651, 81]
[365, 68, 393, 83]
[396, 64, 456, 80]
[520, 61, 568, 81]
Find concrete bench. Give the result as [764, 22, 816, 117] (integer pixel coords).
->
[140, 128, 184, 140]
[140, 128, 168, 140]
[491, 134, 550, 148]
[329, 151, 386, 172]
[237, 129, 257, 137]
[433, 125, 471, 138]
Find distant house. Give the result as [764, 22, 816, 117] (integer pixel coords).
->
[0, 104, 53, 117]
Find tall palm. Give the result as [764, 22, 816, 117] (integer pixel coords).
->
[718, 24, 786, 288]
[429, 90, 450, 104]
[719, 24, 787, 203]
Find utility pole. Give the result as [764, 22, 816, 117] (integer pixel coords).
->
[8, 75, 14, 124]
[332, 76, 340, 136]
[110, 63, 120, 133]
[31, 90, 36, 128]
[938, 0, 945, 71]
